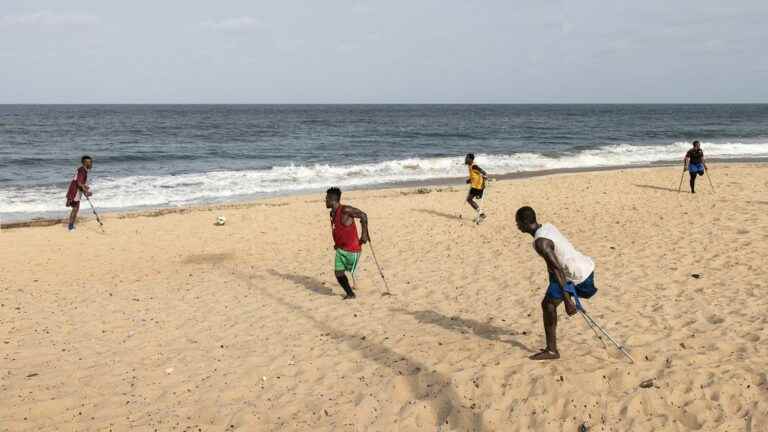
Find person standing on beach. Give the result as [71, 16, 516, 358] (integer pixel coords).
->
[683, 141, 708, 193]
[65, 155, 93, 231]
[464, 153, 488, 220]
[515, 206, 598, 360]
[326, 187, 369, 300]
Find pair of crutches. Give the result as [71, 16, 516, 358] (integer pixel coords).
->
[678, 167, 715, 193]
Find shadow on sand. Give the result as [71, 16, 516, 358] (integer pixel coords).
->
[231, 269, 484, 430]
[633, 183, 683, 193]
[183, 252, 235, 265]
[391, 308, 533, 353]
[268, 270, 336, 297]
[412, 208, 462, 221]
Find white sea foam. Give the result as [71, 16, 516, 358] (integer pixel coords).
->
[2, 141, 767, 217]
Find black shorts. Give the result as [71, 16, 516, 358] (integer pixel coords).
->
[468, 188, 484, 199]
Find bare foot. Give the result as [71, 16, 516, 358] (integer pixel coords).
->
[342, 294, 357, 300]
[529, 349, 560, 360]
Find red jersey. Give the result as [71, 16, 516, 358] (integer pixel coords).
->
[66, 166, 88, 203]
[331, 205, 361, 252]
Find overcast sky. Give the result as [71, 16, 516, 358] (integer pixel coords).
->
[1, 0, 767, 103]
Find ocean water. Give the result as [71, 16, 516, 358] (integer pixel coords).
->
[1, 104, 767, 221]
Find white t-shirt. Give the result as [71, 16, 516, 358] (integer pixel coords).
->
[534, 223, 595, 284]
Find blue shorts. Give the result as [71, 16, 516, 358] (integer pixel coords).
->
[688, 163, 705, 174]
[546, 272, 597, 301]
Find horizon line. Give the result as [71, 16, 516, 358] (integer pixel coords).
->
[2, 102, 768, 106]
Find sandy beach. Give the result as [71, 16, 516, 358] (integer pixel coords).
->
[1, 163, 766, 431]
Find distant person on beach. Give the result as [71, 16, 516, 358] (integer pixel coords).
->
[326, 187, 369, 300]
[515, 206, 597, 360]
[683, 141, 708, 193]
[464, 153, 488, 220]
[65, 155, 93, 231]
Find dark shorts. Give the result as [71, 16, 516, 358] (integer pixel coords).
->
[546, 272, 597, 301]
[66, 199, 80, 208]
[468, 188, 484, 199]
[688, 163, 704, 175]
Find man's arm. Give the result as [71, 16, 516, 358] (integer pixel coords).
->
[683, 151, 690, 171]
[473, 165, 488, 178]
[342, 206, 370, 244]
[702, 152, 708, 170]
[76, 169, 91, 196]
[534, 238, 577, 315]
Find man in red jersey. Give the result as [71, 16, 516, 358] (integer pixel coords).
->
[65, 155, 93, 231]
[325, 187, 369, 299]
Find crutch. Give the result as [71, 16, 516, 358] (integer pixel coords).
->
[350, 249, 361, 290]
[83, 194, 105, 232]
[677, 169, 686, 193]
[580, 309, 634, 363]
[367, 239, 392, 296]
[705, 169, 715, 192]
[579, 310, 608, 349]
[566, 285, 634, 363]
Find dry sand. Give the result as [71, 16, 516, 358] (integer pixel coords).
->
[1, 163, 767, 431]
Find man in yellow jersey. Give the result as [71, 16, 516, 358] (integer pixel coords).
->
[464, 153, 488, 220]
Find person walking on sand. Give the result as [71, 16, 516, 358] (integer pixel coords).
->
[326, 187, 369, 300]
[464, 153, 488, 220]
[683, 140, 708, 194]
[515, 206, 598, 360]
[65, 155, 93, 231]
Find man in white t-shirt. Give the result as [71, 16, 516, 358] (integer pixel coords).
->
[515, 206, 598, 360]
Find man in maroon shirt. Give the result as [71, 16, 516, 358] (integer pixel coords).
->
[325, 187, 369, 299]
[65, 155, 93, 231]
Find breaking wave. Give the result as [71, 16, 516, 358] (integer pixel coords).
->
[2, 141, 767, 218]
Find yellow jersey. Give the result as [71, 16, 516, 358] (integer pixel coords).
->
[468, 164, 484, 189]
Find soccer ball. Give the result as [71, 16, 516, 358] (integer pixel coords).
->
[215, 216, 226, 226]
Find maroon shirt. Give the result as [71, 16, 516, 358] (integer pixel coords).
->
[66, 166, 88, 204]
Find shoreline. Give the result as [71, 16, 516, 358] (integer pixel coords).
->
[2, 157, 764, 230]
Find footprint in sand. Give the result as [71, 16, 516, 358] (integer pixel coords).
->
[681, 319, 698, 328]
[741, 333, 760, 342]
[706, 315, 725, 325]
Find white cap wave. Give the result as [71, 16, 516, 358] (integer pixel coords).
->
[2, 141, 767, 217]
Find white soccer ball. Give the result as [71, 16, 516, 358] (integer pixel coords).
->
[215, 215, 226, 226]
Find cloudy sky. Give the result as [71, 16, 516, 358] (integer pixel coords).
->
[1, 0, 766, 103]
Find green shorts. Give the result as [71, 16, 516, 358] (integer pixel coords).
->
[334, 249, 361, 273]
